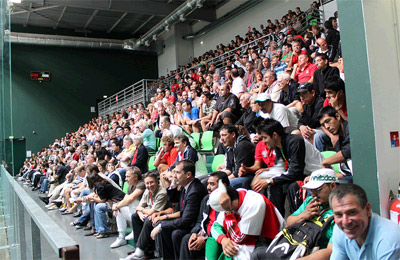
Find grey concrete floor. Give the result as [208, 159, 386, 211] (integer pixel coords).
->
[19, 182, 136, 260]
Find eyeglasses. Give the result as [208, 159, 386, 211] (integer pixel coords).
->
[312, 184, 327, 193]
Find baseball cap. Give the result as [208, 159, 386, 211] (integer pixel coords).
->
[254, 93, 272, 104]
[297, 82, 314, 93]
[302, 168, 338, 189]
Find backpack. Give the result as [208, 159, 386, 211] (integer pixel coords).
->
[263, 213, 334, 260]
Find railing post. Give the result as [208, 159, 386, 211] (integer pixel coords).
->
[17, 198, 26, 260]
[61, 245, 80, 260]
[30, 217, 41, 260]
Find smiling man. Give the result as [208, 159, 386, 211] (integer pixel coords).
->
[329, 184, 400, 260]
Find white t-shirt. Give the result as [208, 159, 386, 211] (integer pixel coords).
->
[266, 103, 298, 133]
[231, 77, 247, 97]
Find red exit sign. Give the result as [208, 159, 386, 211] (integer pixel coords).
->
[30, 71, 51, 81]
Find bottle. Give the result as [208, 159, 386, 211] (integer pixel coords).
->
[390, 182, 400, 225]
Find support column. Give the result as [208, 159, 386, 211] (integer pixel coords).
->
[337, 0, 400, 216]
[174, 23, 194, 68]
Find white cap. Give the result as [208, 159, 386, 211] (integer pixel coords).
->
[302, 168, 338, 189]
[254, 93, 272, 103]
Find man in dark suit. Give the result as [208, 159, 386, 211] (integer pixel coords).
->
[129, 160, 206, 260]
[179, 171, 229, 260]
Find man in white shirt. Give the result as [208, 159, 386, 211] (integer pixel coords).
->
[231, 68, 247, 98]
[255, 93, 298, 133]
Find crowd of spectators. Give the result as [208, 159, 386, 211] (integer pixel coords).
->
[15, 2, 385, 260]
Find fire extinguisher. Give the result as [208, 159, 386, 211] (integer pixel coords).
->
[390, 183, 400, 225]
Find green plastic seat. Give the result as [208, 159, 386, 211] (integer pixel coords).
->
[148, 156, 156, 171]
[206, 155, 214, 173]
[211, 154, 225, 172]
[321, 151, 340, 173]
[122, 182, 129, 194]
[156, 137, 161, 150]
[200, 131, 214, 153]
[190, 133, 201, 150]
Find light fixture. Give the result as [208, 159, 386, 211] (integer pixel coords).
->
[103, 95, 108, 98]
[179, 14, 185, 22]
[152, 34, 157, 41]
[165, 25, 169, 32]
[145, 41, 150, 47]
[9, 0, 22, 3]
[196, 0, 203, 8]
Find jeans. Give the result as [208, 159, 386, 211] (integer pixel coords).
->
[94, 202, 112, 233]
[229, 175, 253, 189]
[313, 131, 331, 152]
[40, 179, 49, 192]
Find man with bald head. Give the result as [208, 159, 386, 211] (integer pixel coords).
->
[311, 38, 335, 62]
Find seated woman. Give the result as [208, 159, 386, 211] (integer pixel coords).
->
[110, 167, 145, 248]
[128, 135, 149, 175]
[160, 134, 207, 187]
[153, 135, 178, 173]
[86, 165, 126, 238]
[137, 119, 156, 152]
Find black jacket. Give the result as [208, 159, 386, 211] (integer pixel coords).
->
[129, 144, 148, 174]
[190, 195, 220, 235]
[313, 66, 340, 98]
[226, 135, 255, 177]
[298, 96, 324, 129]
[272, 134, 306, 185]
[279, 80, 300, 106]
[235, 107, 257, 133]
[336, 121, 352, 176]
[170, 145, 198, 170]
[162, 178, 207, 231]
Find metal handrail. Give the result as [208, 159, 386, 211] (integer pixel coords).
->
[0, 166, 79, 259]
[97, 79, 157, 118]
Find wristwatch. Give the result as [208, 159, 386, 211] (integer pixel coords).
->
[266, 178, 272, 185]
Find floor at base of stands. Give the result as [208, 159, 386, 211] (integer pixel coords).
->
[19, 181, 161, 260]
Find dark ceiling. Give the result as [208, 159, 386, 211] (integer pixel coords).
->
[9, 0, 227, 40]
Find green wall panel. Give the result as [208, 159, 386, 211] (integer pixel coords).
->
[337, 0, 380, 213]
[11, 44, 157, 153]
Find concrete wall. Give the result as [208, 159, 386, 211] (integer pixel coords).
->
[157, 29, 177, 77]
[362, 0, 400, 217]
[11, 45, 158, 153]
[192, 0, 311, 57]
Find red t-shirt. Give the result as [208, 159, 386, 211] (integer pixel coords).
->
[291, 49, 308, 66]
[168, 95, 176, 104]
[323, 98, 348, 117]
[255, 141, 276, 168]
[171, 83, 179, 93]
[73, 153, 80, 161]
[295, 63, 317, 83]
[162, 147, 178, 166]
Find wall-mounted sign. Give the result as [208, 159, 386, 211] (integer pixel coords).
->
[30, 71, 51, 81]
[390, 131, 399, 148]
